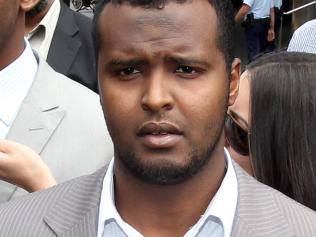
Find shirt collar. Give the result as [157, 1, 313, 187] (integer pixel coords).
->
[0, 39, 38, 126]
[98, 148, 238, 237]
[100, 158, 119, 220]
[189, 148, 238, 237]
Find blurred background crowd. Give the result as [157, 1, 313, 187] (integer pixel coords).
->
[62, 0, 316, 65]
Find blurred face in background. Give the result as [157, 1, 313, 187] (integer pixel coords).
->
[226, 70, 253, 176]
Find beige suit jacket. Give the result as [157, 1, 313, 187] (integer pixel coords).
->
[0, 54, 113, 202]
[0, 162, 315, 236]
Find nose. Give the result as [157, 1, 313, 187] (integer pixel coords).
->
[141, 71, 173, 113]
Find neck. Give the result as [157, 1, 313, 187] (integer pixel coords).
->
[25, 0, 54, 34]
[114, 137, 227, 237]
[0, 17, 25, 70]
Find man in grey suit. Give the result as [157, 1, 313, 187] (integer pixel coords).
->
[0, 0, 113, 202]
[1, 0, 316, 236]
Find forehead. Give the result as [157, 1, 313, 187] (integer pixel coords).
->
[97, 1, 222, 59]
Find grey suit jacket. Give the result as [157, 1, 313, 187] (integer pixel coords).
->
[0, 162, 315, 237]
[0, 53, 113, 202]
[47, 1, 97, 92]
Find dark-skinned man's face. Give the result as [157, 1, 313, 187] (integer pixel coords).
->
[98, 0, 238, 184]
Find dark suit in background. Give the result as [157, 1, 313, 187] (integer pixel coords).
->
[63, 0, 70, 6]
[47, 1, 98, 92]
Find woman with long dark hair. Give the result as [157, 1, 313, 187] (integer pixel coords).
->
[226, 51, 316, 210]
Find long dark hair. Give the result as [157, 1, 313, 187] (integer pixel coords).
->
[247, 52, 316, 210]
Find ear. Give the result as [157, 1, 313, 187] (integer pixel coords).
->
[20, 0, 41, 12]
[228, 58, 241, 106]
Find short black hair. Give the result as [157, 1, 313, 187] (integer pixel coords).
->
[247, 51, 316, 210]
[92, 0, 235, 71]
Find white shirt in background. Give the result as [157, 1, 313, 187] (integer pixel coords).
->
[243, 0, 274, 19]
[97, 148, 238, 237]
[274, 0, 282, 9]
[287, 19, 316, 54]
[0, 40, 38, 139]
[27, 0, 61, 60]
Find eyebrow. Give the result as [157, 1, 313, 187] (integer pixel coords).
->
[167, 56, 211, 68]
[104, 56, 211, 70]
[105, 59, 147, 69]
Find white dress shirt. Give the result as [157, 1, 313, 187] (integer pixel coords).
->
[0, 40, 38, 139]
[98, 148, 238, 237]
[287, 19, 316, 54]
[27, 0, 61, 60]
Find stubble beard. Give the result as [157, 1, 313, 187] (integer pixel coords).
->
[114, 123, 224, 186]
[105, 91, 229, 186]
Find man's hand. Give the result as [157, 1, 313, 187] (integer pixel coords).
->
[267, 28, 275, 42]
[0, 139, 56, 193]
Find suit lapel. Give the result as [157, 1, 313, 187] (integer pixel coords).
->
[6, 95, 65, 155]
[231, 162, 294, 237]
[47, 2, 81, 75]
[44, 167, 107, 237]
[1, 54, 66, 201]
[44, 162, 294, 237]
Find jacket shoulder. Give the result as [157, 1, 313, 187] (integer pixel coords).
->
[233, 163, 316, 236]
[269, 184, 316, 232]
[0, 167, 106, 236]
[0, 177, 77, 235]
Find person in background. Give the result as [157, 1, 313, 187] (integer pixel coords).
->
[0, 1, 316, 236]
[267, 0, 282, 50]
[235, 0, 275, 62]
[226, 51, 316, 211]
[0, 0, 113, 202]
[25, 0, 98, 92]
[287, 19, 316, 54]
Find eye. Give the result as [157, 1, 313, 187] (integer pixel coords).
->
[175, 66, 197, 74]
[118, 67, 140, 76]
[175, 65, 202, 79]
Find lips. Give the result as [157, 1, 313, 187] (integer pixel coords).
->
[137, 122, 183, 148]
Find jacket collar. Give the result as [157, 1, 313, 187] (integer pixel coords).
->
[231, 162, 294, 236]
[44, 167, 108, 237]
[58, 2, 79, 37]
[6, 52, 65, 154]
[43, 160, 295, 236]
[46, 2, 81, 75]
